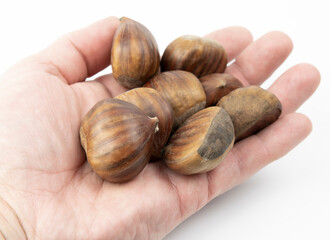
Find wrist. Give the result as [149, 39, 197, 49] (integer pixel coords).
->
[0, 197, 27, 240]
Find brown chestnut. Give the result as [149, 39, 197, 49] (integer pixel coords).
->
[111, 17, 160, 89]
[217, 86, 282, 141]
[199, 73, 243, 107]
[144, 70, 206, 128]
[164, 106, 234, 175]
[80, 98, 159, 183]
[160, 35, 227, 77]
[115, 88, 174, 158]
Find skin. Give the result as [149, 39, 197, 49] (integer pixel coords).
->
[0, 16, 320, 239]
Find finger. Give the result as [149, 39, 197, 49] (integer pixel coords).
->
[38, 16, 119, 84]
[207, 112, 312, 199]
[205, 26, 253, 62]
[269, 63, 321, 116]
[226, 31, 293, 86]
[71, 74, 128, 118]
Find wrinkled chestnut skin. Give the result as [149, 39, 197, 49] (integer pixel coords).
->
[144, 70, 206, 129]
[164, 107, 234, 175]
[111, 17, 160, 89]
[217, 86, 282, 141]
[80, 99, 158, 183]
[115, 88, 174, 158]
[160, 35, 227, 77]
[200, 73, 243, 107]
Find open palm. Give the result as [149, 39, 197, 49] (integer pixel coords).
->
[0, 17, 320, 239]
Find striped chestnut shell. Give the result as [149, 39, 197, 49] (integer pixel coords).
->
[144, 70, 206, 129]
[217, 86, 282, 141]
[164, 106, 234, 175]
[115, 88, 174, 158]
[111, 17, 160, 89]
[199, 73, 243, 107]
[160, 35, 227, 77]
[80, 99, 159, 183]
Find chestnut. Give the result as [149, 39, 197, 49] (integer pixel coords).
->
[199, 73, 243, 107]
[111, 17, 160, 89]
[144, 70, 206, 129]
[217, 86, 282, 141]
[80, 99, 159, 183]
[160, 35, 227, 77]
[115, 88, 174, 158]
[164, 106, 234, 175]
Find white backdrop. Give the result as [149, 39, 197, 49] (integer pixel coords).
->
[0, 0, 329, 239]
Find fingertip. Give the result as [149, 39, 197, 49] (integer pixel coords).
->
[106, 16, 120, 24]
[205, 26, 253, 61]
[88, 16, 120, 31]
[293, 112, 313, 138]
[295, 63, 321, 90]
[206, 26, 253, 43]
[39, 16, 121, 84]
[229, 26, 254, 43]
[271, 112, 313, 146]
[268, 62, 321, 115]
[264, 31, 294, 54]
[294, 63, 321, 99]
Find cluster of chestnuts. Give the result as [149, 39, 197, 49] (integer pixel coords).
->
[79, 17, 282, 183]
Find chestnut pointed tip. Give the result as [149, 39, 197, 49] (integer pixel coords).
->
[119, 16, 129, 22]
[149, 116, 159, 133]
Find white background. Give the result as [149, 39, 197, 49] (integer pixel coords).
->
[0, 0, 329, 239]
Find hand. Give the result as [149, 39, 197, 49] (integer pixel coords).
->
[0, 17, 320, 239]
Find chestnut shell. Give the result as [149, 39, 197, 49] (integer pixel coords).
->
[144, 70, 206, 129]
[199, 73, 243, 107]
[164, 106, 234, 175]
[217, 86, 282, 141]
[160, 35, 227, 77]
[111, 17, 160, 89]
[80, 98, 158, 182]
[115, 88, 174, 158]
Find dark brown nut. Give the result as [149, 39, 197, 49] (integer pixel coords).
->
[144, 70, 206, 129]
[115, 88, 174, 158]
[200, 73, 244, 107]
[217, 86, 282, 141]
[160, 35, 227, 77]
[80, 99, 159, 183]
[111, 17, 160, 89]
[164, 106, 234, 175]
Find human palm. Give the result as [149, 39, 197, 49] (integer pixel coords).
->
[0, 17, 320, 239]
